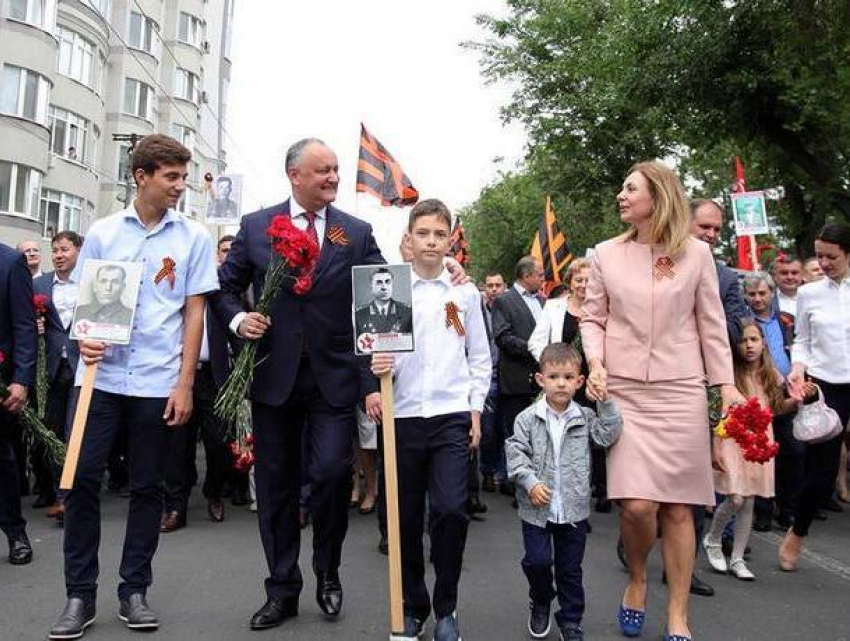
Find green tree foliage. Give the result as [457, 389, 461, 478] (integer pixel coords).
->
[466, 0, 850, 260]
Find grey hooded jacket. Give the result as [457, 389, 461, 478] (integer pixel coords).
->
[506, 398, 623, 527]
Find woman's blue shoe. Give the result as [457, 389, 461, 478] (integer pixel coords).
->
[617, 603, 645, 637]
[663, 634, 692, 641]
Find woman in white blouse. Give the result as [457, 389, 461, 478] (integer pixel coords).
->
[779, 223, 850, 570]
[528, 258, 591, 361]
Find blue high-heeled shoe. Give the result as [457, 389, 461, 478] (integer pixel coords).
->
[617, 603, 645, 637]
[664, 633, 692, 641]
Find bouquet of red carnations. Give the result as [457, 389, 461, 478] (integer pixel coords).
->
[713, 397, 779, 464]
[0, 350, 65, 466]
[227, 399, 254, 471]
[33, 293, 49, 419]
[214, 215, 319, 426]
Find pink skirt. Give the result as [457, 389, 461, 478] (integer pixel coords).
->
[607, 376, 715, 506]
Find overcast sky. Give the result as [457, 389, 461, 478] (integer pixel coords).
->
[225, 1, 527, 216]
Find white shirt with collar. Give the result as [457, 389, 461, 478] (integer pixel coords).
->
[52, 272, 78, 330]
[777, 289, 797, 316]
[535, 397, 583, 524]
[792, 276, 850, 384]
[514, 281, 543, 322]
[392, 268, 492, 419]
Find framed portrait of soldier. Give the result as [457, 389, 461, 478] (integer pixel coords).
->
[205, 173, 243, 224]
[352, 263, 414, 355]
[70, 259, 143, 344]
[731, 191, 769, 236]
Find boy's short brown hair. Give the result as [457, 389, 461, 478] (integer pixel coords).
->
[408, 198, 452, 231]
[539, 343, 583, 372]
[131, 134, 192, 180]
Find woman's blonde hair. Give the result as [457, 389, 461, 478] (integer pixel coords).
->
[565, 257, 590, 288]
[620, 161, 691, 257]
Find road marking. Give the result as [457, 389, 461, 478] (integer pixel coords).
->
[754, 530, 850, 582]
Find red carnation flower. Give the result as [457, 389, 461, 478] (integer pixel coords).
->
[33, 293, 49, 316]
[292, 275, 312, 295]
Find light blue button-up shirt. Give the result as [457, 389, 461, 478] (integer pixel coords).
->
[72, 205, 219, 397]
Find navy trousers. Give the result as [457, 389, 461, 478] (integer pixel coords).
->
[397, 412, 470, 619]
[478, 380, 501, 477]
[251, 357, 355, 601]
[0, 412, 26, 541]
[63, 390, 170, 602]
[521, 519, 588, 626]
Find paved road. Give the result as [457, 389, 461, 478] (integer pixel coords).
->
[2, 487, 849, 640]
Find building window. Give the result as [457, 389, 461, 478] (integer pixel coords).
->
[171, 123, 195, 149]
[39, 189, 83, 237]
[57, 27, 97, 89]
[173, 68, 200, 103]
[123, 78, 154, 120]
[128, 11, 158, 55]
[84, 0, 109, 18]
[0, 161, 43, 219]
[0, 64, 50, 124]
[49, 106, 89, 163]
[7, 0, 56, 32]
[178, 12, 203, 48]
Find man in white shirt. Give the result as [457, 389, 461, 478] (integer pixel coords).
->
[771, 255, 803, 317]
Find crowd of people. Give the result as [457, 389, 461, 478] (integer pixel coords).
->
[0, 135, 849, 641]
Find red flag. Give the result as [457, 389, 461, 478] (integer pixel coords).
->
[449, 217, 469, 268]
[356, 124, 419, 207]
[733, 157, 754, 270]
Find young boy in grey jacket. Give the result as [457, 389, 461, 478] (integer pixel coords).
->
[506, 343, 622, 641]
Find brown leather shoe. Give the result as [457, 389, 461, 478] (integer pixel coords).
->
[45, 502, 65, 518]
[207, 499, 225, 523]
[160, 511, 185, 533]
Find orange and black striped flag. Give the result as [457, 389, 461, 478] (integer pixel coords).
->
[530, 196, 572, 286]
[449, 217, 469, 268]
[356, 124, 419, 207]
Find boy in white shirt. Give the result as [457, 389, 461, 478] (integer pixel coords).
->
[371, 199, 491, 641]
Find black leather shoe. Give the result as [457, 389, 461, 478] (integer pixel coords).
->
[316, 571, 343, 617]
[688, 572, 715, 597]
[8, 534, 33, 565]
[249, 597, 298, 630]
[378, 535, 389, 556]
[467, 494, 488, 516]
[753, 512, 772, 532]
[527, 600, 551, 638]
[48, 597, 96, 639]
[118, 593, 158, 630]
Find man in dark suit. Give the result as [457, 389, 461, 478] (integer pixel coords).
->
[0, 242, 37, 565]
[211, 138, 384, 630]
[354, 267, 412, 335]
[31, 231, 82, 516]
[491, 256, 544, 495]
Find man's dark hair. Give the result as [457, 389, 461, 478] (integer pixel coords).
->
[218, 234, 236, 249]
[515, 256, 538, 280]
[539, 343, 583, 372]
[408, 198, 452, 231]
[371, 267, 393, 282]
[52, 230, 83, 248]
[131, 134, 191, 180]
[817, 223, 850, 254]
[484, 271, 504, 281]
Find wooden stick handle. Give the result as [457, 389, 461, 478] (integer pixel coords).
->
[380, 373, 404, 634]
[59, 361, 98, 490]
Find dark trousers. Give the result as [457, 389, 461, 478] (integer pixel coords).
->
[163, 364, 229, 513]
[63, 390, 170, 602]
[0, 412, 26, 541]
[521, 519, 588, 626]
[467, 450, 480, 495]
[500, 394, 536, 482]
[774, 413, 805, 518]
[397, 412, 470, 619]
[479, 381, 501, 477]
[252, 357, 355, 600]
[31, 359, 75, 502]
[590, 445, 607, 501]
[792, 379, 850, 537]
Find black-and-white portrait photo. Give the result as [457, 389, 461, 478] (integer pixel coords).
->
[352, 263, 414, 355]
[70, 259, 143, 344]
[205, 174, 243, 223]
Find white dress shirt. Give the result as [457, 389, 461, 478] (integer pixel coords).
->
[392, 269, 492, 419]
[52, 273, 78, 330]
[540, 398, 583, 524]
[792, 275, 850, 384]
[777, 290, 797, 316]
[514, 282, 543, 321]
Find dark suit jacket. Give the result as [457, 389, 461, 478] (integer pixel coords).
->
[0, 244, 37, 388]
[491, 287, 541, 396]
[210, 200, 384, 408]
[715, 261, 751, 345]
[32, 271, 80, 380]
[206, 304, 236, 389]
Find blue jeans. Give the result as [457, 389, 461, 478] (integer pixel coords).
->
[521, 519, 587, 625]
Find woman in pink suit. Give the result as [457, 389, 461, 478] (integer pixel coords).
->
[581, 162, 742, 641]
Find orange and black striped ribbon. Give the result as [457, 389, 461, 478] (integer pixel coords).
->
[449, 217, 470, 268]
[530, 197, 572, 285]
[327, 225, 350, 246]
[445, 302, 465, 336]
[356, 123, 419, 207]
[154, 257, 176, 289]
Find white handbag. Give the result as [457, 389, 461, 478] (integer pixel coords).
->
[792, 385, 843, 444]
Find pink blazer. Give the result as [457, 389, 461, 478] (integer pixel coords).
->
[580, 236, 734, 385]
